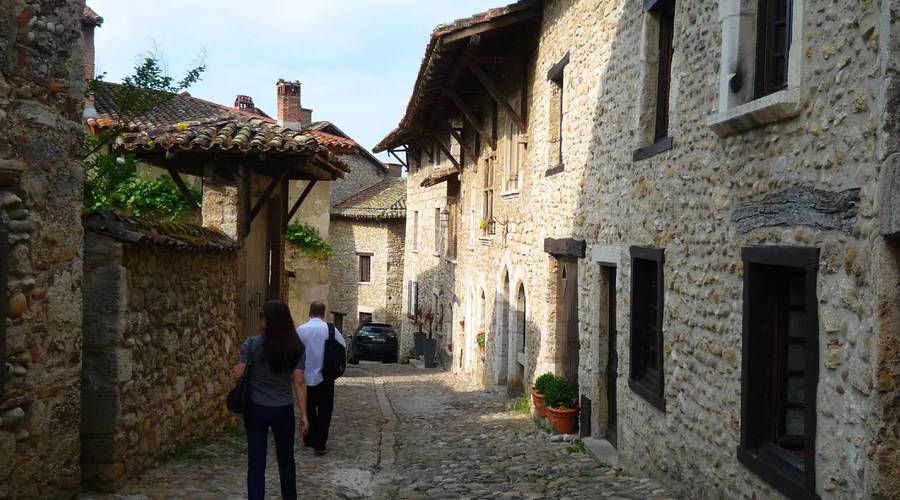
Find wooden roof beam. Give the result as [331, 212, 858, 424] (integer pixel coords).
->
[442, 8, 541, 43]
[449, 126, 478, 166]
[286, 180, 317, 226]
[465, 60, 526, 133]
[428, 130, 460, 170]
[166, 168, 199, 209]
[443, 89, 496, 150]
[245, 169, 289, 236]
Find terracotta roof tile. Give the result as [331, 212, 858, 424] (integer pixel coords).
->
[83, 211, 238, 253]
[332, 178, 406, 219]
[420, 166, 460, 187]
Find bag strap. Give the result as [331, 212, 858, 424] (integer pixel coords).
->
[327, 323, 335, 341]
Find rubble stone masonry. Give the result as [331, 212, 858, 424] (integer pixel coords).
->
[0, 1, 86, 498]
[398, 0, 900, 498]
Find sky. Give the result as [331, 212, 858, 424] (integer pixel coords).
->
[89, 0, 503, 161]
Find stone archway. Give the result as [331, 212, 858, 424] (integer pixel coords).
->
[494, 269, 511, 386]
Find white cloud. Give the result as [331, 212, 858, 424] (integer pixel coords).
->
[88, 0, 502, 157]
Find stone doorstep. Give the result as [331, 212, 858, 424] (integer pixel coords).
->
[582, 437, 620, 468]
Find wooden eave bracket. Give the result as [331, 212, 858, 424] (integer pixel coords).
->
[429, 130, 461, 170]
[444, 88, 496, 150]
[387, 147, 408, 169]
[464, 60, 526, 133]
[286, 180, 317, 226]
[166, 168, 199, 209]
[244, 169, 289, 237]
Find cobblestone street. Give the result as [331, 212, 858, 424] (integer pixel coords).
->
[80, 364, 672, 499]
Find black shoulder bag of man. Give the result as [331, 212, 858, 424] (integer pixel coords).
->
[227, 337, 260, 414]
[321, 323, 346, 382]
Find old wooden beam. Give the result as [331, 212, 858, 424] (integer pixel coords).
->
[166, 168, 199, 209]
[287, 180, 317, 224]
[444, 89, 496, 150]
[465, 60, 526, 133]
[442, 7, 540, 43]
[448, 127, 478, 166]
[429, 131, 461, 170]
[733, 187, 861, 234]
[544, 237, 586, 258]
[247, 170, 289, 233]
[388, 148, 408, 169]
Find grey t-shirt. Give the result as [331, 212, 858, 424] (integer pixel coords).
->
[239, 336, 305, 408]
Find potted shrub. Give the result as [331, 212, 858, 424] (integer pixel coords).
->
[544, 375, 579, 434]
[531, 372, 555, 417]
[475, 331, 486, 354]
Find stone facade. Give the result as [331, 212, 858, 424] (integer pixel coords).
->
[81, 231, 240, 492]
[384, 0, 900, 498]
[0, 1, 86, 498]
[328, 216, 405, 335]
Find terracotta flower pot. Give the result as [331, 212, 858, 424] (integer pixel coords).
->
[547, 406, 579, 434]
[531, 388, 547, 417]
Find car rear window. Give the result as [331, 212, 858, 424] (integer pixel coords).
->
[361, 326, 394, 334]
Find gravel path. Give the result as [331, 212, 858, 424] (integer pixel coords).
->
[79, 363, 674, 499]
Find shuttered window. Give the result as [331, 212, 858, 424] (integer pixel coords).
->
[628, 246, 665, 411]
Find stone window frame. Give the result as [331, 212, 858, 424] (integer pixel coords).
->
[358, 311, 373, 325]
[739, 246, 820, 500]
[628, 246, 666, 412]
[501, 86, 526, 196]
[412, 210, 419, 252]
[545, 52, 569, 177]
[357, 252, 373, 284]
[707, 0, 805, 137]
[633, 0, 677, 162]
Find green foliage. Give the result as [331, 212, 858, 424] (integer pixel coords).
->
[83, 55, 206, 220]
[475, 331, 486, 349]
[566, 439, 587, 454]
[285, 223, 334, 262]
[533, 372, 556, 395]
[543, 375, 577, 409]
[512, 394, 531, 415]
[536, 419, 555, 434]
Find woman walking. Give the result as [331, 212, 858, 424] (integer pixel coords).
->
[233, 301, 309, 500]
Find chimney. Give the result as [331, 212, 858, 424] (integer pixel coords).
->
[384, 163, 403, 178]
[276, 79, 313, 129]
[234, 95, 256, 113]
[81, 6, 103, 80]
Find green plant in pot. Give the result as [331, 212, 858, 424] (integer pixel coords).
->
[544, 375, 579, 434]
[531, 372, 555, 417]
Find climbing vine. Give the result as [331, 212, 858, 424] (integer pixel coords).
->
[285, 223, 334, 262]
[83, 55, 206, 221]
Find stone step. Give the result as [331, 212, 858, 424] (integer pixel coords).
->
[582, 437, 620, 468]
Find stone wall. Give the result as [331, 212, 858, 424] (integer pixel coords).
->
[81, 233, 240, 491]
[328, 217, 405, 335]
[0, 1, 86, 498]
[330, 152, 387, 207]
[397, 0, 898, 498]
[286, 179, 330, 321]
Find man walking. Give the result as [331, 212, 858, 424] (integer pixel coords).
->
[297, 301, 345, 455]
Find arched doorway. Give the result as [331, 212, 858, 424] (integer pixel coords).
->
[509, 283, 527, 396]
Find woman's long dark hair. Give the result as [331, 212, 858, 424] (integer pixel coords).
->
[262, 301, 304, 375]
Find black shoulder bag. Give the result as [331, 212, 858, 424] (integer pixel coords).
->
[227, 338, 261, 414]
[321, 323, 347, 382]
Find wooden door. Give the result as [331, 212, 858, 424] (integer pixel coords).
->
[557, 258, 580, 395]
[604, 266, 618, 447]
[244, 179, 269, 338]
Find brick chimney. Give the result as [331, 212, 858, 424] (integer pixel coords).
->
[234, 95, 256, 113]
[384, 163, 403, 178]
[276, 79, 313, 129]
[81, 6, 103, 80]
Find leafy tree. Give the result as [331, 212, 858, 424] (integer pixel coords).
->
[83, 55, 206, 221]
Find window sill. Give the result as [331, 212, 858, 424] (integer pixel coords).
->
[545, 163, 565, 177]
[707, 88, 801, 137]
[358, 282, 371, 285]
[500, 190, 520, 200]
[633, 136, 673, 161]
[737, 447, 819, 500]
[628, 378, 666, 412]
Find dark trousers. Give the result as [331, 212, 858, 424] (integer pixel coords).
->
[304, 380, 335, 450]
[244, 403, 296, 500]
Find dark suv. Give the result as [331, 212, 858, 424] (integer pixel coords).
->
[348, 323, 398, 363]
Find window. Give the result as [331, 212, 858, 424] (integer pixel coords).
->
[628, 246, 665, 411]
[482, 159, 494, 235]
[504, 90, 526, 194]
[412, 211, 418, 251]
[546, 53, 568, 172]
[358, 254, 371, 283]
[755, 0, 791, 98]
[707, 0, 802, 136]
[739, 246, 819, 499]
[359, 312, 373, 325]
[654, 1, 675, 141]
[331, 312, 345, 333]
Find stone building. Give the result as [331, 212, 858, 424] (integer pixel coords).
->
[328, 178, 406, 335]
[377, 0, 900, 498]
[1, 2, 88, 498]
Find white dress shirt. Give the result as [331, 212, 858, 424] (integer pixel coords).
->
[297, 317, 345, 386]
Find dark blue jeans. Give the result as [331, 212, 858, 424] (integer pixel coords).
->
[244, 402, 296, 500]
